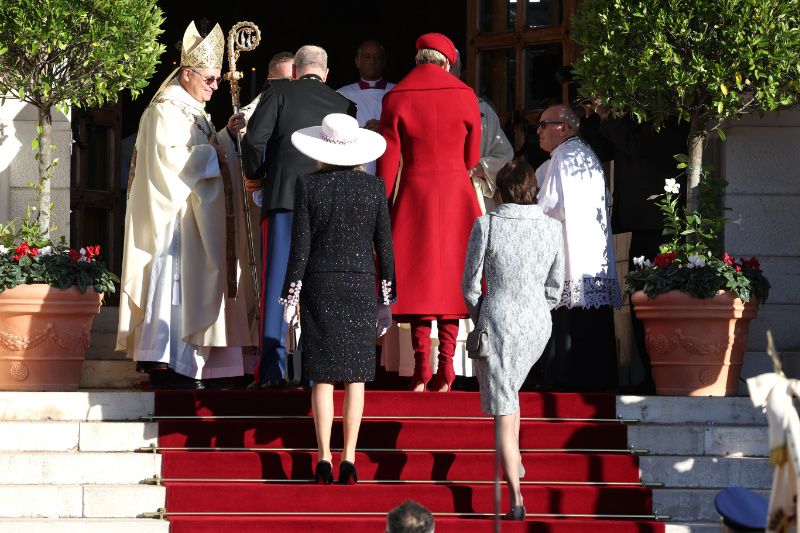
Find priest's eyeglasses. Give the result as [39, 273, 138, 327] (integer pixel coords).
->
[536, 120, 563, 131]
[189, 68, 222, 86]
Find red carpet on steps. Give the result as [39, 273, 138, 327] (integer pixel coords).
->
[153, 390, 665, 532]
[161, 450, 642, 482]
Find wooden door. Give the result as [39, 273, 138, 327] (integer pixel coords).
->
[466, 0, 579, 166]
[70, 104, 124, 305]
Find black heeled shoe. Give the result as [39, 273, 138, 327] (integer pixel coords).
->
[314, 460, 333, 485]
[503, 505, 526, 521]
[338, 460, 358, 485]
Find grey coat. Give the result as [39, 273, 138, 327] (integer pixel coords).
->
[462, 203, 564, 415]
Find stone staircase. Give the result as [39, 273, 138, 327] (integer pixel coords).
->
[0, 391, 771, 531]
[0, 392, 165, 532]
[619, 395, 771, 532]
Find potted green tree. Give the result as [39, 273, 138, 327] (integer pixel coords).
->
[572, 0, 800, 395]
[0, 0, 165, 390]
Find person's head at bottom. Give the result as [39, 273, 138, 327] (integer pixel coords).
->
[386, 500, 434, 533]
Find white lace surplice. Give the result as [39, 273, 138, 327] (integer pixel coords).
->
[536, 136, 623, 309]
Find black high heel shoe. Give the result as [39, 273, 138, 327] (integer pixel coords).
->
[503, 505, 526, 521]
[338, 460, 358, 485]
[314, 460, 333, 485]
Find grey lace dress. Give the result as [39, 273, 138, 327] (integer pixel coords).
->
[462, 203, 564, 415]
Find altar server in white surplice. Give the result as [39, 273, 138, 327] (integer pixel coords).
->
[116, 21, 259, 389]
[534, 104, 623, 392]
[337, 39, 395, 175]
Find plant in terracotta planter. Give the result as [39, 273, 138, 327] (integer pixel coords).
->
[0, 207, 120, 390]
[624, 178, 770, 395]
[0, 0, 164, 390]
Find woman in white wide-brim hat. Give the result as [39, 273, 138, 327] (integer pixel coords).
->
[280, 113, 396, 485]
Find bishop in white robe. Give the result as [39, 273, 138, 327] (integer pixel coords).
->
[116, 21, 259, 382]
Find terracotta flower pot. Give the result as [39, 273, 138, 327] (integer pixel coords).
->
[630, 290, 758, 396]
[0, 284, 103, 391]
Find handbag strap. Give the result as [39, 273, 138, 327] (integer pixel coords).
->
[484, 215, 492, 294]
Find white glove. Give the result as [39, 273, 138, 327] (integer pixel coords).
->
[283, 303, 298, 326]
[252, 189, 263, 207]
[376, 304, 392, 338]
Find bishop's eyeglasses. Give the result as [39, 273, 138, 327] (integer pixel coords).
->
[189, 68, 222, 86]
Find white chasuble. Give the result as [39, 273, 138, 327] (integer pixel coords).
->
[116, 80, 259, 378]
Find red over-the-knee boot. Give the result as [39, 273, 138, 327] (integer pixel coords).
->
[409, 319, 433, 392]
[432, 319, 458, 392]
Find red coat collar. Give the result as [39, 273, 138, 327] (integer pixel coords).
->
[389, 64, 473, 93]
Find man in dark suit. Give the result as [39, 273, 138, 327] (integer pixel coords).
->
[242, 45, 356, 386]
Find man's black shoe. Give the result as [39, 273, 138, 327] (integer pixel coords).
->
[149, 368, 204, 390]
[136, 361, 169, 374]
[202, 377, 240, 390]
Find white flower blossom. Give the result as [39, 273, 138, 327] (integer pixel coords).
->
[633, 256, 652, 269]
[687, 255, 706, 268]
[39, 246, 53, 256]
[643, 259, 652, 268]
[664, 178, 681, 194]
[79, 247, 86, 256]
[0, 245, 7, 255]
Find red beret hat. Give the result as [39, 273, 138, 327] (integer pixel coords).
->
[415, 33, 456, 64]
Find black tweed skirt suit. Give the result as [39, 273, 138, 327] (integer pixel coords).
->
[280, 169, 396, 382]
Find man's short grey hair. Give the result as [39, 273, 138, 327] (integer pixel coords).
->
[548, 104, 581, 131]
[415, 48, 448, 67]
[294, 45, 328, 71]
[386, 500, 434, 533]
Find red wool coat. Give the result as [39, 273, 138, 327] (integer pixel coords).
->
[377, 63, 482, 318]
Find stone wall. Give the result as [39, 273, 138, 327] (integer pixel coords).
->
[721, 109, 800, 385]
[0, 98, 71, 239]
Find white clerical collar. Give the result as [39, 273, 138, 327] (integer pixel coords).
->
[358, 78, 387, 90]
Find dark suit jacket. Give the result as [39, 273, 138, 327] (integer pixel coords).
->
[242, 76, 356, 219]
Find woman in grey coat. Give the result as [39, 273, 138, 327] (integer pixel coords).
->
[462, 160, 564, 520]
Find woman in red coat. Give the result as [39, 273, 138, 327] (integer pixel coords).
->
[377, 33, 482, 392]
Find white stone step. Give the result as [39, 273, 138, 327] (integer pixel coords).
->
[0, 422, 155, 452]
[0, 519, 169, 533]
[0, 392, 153, 421]
[79, 422, 158, 451]
[618, 396, 766, 425]
[665, 523, 721, 533]
[83, 485, 166, 518]
[0, 484, 164, 518]
[0, 452, 160, 484]
[653, 488, 769, 521]
[628, 424, 768, 456]
[640, 456, 772, 489]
